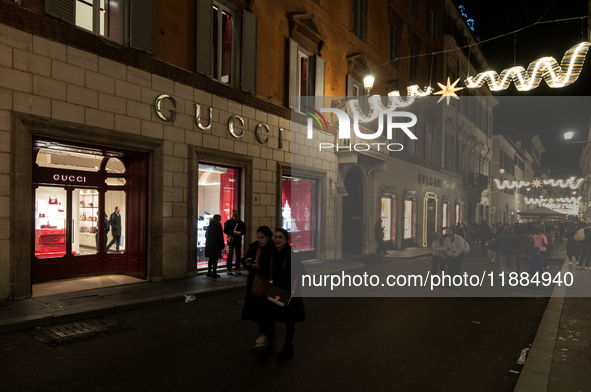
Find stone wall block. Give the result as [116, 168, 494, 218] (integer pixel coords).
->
[67, 84, 98, 108]
[52, 100, 84, 124]
[0, 66, 31, 93]
[13, 49, 51, 77]
[67, 46, 98, 71]
[52, 60, 85, 86]
[86, 71, 115, 94]
[13, 92, 50, 117]
[86, 108, 114, 130]
[98, 57, 126, 80]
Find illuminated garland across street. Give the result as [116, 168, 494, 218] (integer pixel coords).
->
[525, 196, 582, 205]
[465, 42, 591, 91]
[494, 177, 584, 190]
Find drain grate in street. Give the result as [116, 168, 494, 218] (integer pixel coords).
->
[46, 322, 99, 338]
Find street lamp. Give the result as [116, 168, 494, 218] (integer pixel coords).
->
[564, 131, 574, 140]
[363, 73, 375, 96]
[500, 168, 505, 174]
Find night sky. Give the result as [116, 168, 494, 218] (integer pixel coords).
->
[457, 0, 591, 173]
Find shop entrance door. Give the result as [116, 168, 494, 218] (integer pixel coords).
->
[342, 169, 363, 255]
[32, 141, 148, 283]
[426, 199, 436, 245]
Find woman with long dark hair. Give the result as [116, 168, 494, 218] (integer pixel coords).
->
[268, 228, 306, 358]
[242, 226, 275, 349]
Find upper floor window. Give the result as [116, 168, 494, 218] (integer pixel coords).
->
[76, 0, 121, 43]
[289, 39, 325, 112]
[46, 0, 155, 54]
[196, 0, 258, 94]
[428, 6, 438, 41]
[213, 3, 234, 84]
[352, 0, 367, 41]
[411, 0, 419, 18]
[409, 43, 419, 83]
[389, 23, 399, 69]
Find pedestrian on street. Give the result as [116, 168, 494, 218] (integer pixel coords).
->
[565, 225, 581, 266]
[577, 226, 591, 270]
[479, 221, 491, 256]
[205, 214, 224, 278]
[375, 220, 387, 255]
[266, 228, 306, 359]
[485, 226, 499, 263]
[495, 227, 521, 278]
[526, 247, 544, 288]
[105, 206, 122, 253]
[242, 226, 275, 348]
[445, 227, 469, 277]
[431, 231, 446, 274]
[531, 228, 549, 269]
[224, 209, 246, 275]
[454, 223, 465, 238]
[467, 224, 478, 253]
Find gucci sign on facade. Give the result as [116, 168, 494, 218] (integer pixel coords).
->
[53, 174, 87, 184]
[154, 94, 284, 148]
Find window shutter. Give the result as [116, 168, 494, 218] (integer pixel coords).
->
[346, 74, 354, 96]
[314, 56, 325, 109]
[288, 38, 298, 109]
[45, 0, 75, 25]
[241, 10, 257, 94]
[129, 0, 155, 55]
[196, 0, 213, 78]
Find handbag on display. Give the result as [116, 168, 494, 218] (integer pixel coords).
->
[48, 194, 58, 205]
[57, 203, 64, 213]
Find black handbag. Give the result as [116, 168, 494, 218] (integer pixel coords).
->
[267, 258, 297, 307]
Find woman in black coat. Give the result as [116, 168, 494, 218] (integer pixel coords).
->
[204, 214, 224, 278]
[242, 226, 274, 327]
[268, 228, 306, 358]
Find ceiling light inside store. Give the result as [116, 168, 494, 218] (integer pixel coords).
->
[199, 165, 228, 174]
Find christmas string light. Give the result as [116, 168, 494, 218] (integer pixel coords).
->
[494, 177, 584, 190]
[346, 85, 433, 120]
[494, 180, 530, 189]
[543, 177, 584, 189]
[525, 196, 582, 205]
[465, 42, 591, 91]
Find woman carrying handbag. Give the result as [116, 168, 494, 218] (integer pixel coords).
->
[266, 228, 306, 359]
[242, 226, 275, 350]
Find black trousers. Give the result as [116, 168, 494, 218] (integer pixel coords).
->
[208, 258, 219, 274]
[579, 248, 591, 267]
[227, 242, 242, 271]
[448, 254, 463, 277]
[106, 235, 120, 252]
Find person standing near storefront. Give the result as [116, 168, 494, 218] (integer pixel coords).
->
[96, 212, 110, 251]
[224, 210, 246, 275]
[205, 214, 225, 278]
[445, 227, 469, 277]
[375, 220, 387, 255]
[105, 206, 121, 253]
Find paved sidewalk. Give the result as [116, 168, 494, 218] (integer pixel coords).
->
[0, 258, 365, 334]
[514, 256, 591, 392]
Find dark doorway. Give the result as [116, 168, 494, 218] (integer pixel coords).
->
[342, 169, 363, 255]
[426, 198, 436, 244]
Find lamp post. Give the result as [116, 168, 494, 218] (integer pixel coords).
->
[363, 73, 375, 96]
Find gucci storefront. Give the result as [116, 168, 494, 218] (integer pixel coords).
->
[32, 139, 149, 283]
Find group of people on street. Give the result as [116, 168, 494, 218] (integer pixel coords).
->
[203, 211, 305, 358]
[430, 218, 591, 284]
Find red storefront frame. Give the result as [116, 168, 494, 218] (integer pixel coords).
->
[31, 141, 148, 283]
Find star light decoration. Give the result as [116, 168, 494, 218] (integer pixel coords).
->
[531, 179, 543, 188]
[433, 77, 464, 105]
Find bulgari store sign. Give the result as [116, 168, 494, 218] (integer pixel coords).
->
[154, 94, 284, 148]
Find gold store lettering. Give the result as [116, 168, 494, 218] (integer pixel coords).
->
[154, 94, 283, 148]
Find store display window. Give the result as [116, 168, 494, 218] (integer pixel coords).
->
[442, 203, 449, 229]
[381, 196, 392, 241]
[282, 176, 317, 257]
[404, 200, 413, 239]
[35, 186, 67, 259]
[197, 163, 239, 268]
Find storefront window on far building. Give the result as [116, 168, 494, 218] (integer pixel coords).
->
[404, 199, 413, 239]
[282, 176, 316, 256]
[381, 197, 391, 241]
